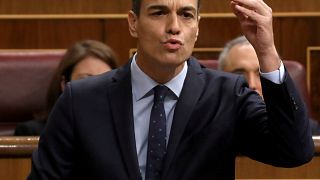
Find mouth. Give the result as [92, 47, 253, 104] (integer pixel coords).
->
[163, 39, 183, 52]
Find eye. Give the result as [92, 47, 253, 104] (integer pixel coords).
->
[150, 10, 166, 16]
[232, 70, 245, 75]
[182, 12, 195, 19]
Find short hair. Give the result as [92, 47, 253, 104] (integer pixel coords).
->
[132, 0, 201, 16]
[218, 36, 250, 70]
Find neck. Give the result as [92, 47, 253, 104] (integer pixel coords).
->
[136, 58, 185, 84]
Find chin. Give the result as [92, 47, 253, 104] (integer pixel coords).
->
[166, 50, 189, 60]
[161, 56, 186, 66]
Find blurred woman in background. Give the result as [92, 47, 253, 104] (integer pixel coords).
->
[14, 40, 118, 136]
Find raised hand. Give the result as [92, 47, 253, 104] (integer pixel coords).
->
[231, 0, 280, 72]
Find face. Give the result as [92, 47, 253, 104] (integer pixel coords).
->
[223, 44, 263, 97]
[70, 56, 112, 80]
[128, 0, 200, 82]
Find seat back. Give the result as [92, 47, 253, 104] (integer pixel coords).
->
[198, 59, 218, 69]
[0, 50, 64, 135]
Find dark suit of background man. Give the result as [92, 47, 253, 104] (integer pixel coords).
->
[28, 0, 314, 179]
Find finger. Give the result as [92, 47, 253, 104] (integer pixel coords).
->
[230, 1, 249, 21]
[232, 0, 270, 16]
[232, 3, 260, 22]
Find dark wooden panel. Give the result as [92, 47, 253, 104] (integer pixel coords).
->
[103, 19, 137, 66]
[310, 51, 320, 121]
[278, 17, 320, 65]
[197, 18, 242, 47]
[236, 154, 320, 179]
[0, 0, 131, 14]
[265, 0, 320, 12]
[0, 0, 320, 14]
[0, 19, 105, 49]
[202, 0, 320, 13]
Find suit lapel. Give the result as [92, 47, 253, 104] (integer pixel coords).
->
[162, 58, 205, 177]
[108, 58, 205, 179]
[108, 63, 141, 180]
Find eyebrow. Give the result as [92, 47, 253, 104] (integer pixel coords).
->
[179, 6, 197, 13]
[146, 5, 168, 11]
[146, 4, 197, 13]
[231, 68, 245, 74]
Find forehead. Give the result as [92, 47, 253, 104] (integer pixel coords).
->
[227, 44, 259, 68]
[141, 0, 198, 10]
[229, 44, 256, 59]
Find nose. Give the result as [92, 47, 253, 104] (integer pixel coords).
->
[247, 73, 258, 91]
[166, 13, 181, 35]
[246, 72, 263, 97]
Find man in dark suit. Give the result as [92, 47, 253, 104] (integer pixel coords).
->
[28, 0, 314, 179]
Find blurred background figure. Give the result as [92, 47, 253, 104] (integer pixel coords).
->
[218, 36, 320, 135]
[14, 40, 118, 136]
[218, 36, 262, 97]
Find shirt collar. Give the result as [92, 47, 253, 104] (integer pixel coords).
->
[131, 53, 188, 101]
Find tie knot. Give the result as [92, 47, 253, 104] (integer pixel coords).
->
[153, 85, 168, 102]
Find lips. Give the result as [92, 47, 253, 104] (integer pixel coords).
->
[163, 39, 183, 51]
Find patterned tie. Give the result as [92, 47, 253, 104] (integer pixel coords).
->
[145, 85, 169, 180]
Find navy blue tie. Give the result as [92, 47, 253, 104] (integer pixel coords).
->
[145, 85, 169, 180]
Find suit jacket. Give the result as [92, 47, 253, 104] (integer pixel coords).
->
[29, 57, 314, 180]
[14, 119, 46, 136]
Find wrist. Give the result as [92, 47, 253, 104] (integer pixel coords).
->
[257, 46, 281, 73]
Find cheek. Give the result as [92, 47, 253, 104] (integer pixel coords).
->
[138, 29, 160, 47]
[184, 35, 197, 53]
[257, 79, 262, 88]
[138, 20, 162, 38]
[185, 27, 198, 44]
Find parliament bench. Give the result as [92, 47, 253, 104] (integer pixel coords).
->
[0, 50, 65, 135]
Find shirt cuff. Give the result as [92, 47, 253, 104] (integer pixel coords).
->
[260, 61, 285, 84]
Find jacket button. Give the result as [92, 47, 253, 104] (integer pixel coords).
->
[290, 97, 299, 110]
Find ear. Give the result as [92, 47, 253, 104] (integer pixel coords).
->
[195, 16, 200, 41]
[60, 76, 66, 92]
[195, 28, 199, 41]
[128, 10, 138, 38]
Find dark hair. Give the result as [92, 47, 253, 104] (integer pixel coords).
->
[45, 40, 118, 119]
[132, 0, 201, 16]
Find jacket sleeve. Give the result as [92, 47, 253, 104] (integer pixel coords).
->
[235, 71, 314, 167]
[28, 83, 75, 179]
